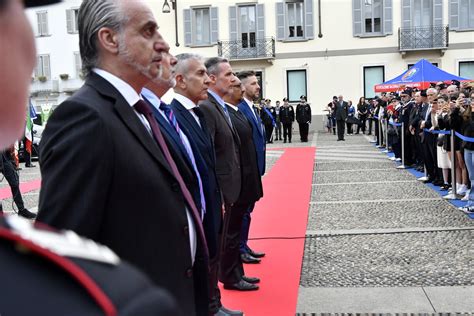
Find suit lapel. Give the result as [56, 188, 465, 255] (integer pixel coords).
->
[86, 75, 173, 176]
[113, 99, 175, 176]
[239, 100, 263, 137]
[172, 100, 208, 145]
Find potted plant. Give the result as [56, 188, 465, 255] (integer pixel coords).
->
[37, 75, 47, 83]
[59, 73, 69, 80]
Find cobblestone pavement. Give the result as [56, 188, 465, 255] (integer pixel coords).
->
[299, 131, 474, 313]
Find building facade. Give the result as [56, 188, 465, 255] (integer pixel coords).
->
[27, 0, 474, 120]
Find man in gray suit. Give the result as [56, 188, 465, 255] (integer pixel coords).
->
[199, 57, 243, 316]
[335, 95, 349, 141]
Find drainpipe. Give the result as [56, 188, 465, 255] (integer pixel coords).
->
[318, 0, 323, 38]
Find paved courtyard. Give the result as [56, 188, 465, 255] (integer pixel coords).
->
[296, 130, 474, 314]
[2, 128, 473, 314]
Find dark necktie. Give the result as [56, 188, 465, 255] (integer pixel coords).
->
[159, 102, 206, 218]
[133, 100, 208, 258]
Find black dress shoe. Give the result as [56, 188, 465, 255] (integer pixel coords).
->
[248, 248, 265, 258]
[25, 164, 36, 168]
[242, 275, 260, 284]
[18, 208, 37, 219]
[223, 279, 259, 291]
[215, 306, 243, 316]
[422, 178, 434, 184]
[240, 253, 261, 264]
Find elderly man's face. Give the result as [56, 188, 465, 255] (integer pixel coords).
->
[117, 0, 168, 83]
[338, 96, 343, 102]
[447, 86, 458, 95]
[0, 0, 36, 148]
[151, 40, 177, 89]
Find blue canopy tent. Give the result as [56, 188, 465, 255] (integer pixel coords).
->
[375, 59, 470, 92]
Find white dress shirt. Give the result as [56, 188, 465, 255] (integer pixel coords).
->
[141, 88, 198, 263]
[174, 93, 201, 127]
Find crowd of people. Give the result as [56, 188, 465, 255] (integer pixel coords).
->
[326, 81, 474, 214]
[256, 95, 312, 144]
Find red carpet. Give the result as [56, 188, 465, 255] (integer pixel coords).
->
[0, 179, 41, 199]
[220, 147, 315, 316]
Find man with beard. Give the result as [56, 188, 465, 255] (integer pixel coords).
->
[236, 71, 266, 264]
[198, 57, 243, 316]
[220, 77, 262, 292]
[37, 1, 209, 315]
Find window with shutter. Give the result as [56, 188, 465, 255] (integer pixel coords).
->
[36, 55, 51, 79]
[353, 0, 391, 37]
[36, 11, 48, 36]
[192, 8, 211, 45]
[286, 1, 304, 38]
[66, 9, 79, 34]
[74, 52, 82, 78]
[459, 0, 474, 29]
[278, 0, 313, 41]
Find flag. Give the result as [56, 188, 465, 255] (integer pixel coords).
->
[24, 100, 36, 142]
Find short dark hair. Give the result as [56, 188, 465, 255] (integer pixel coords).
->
[205, 57, 228, 76]
[237, 70, 256, 81]
[438, 94, 449, 102]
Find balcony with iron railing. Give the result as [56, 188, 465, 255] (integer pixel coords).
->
[218, 37, 275, 61]
[399, 24, 449, 52]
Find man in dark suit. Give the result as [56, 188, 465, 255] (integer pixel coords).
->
[165, 53, 242, 316]
[335, 95, 349, 141]
[221, 77, 263, 291]
[37, 1, 209, 315]
[236, 71, 266, 263]
[198, 57, 243, 316]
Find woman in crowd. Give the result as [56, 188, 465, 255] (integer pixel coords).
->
[346, 101, 355, 135]
[461, 95, 474, 213]
[446, 96, 469, 196]
[434, 95, 452, 191]
[356, 97, 368, 134]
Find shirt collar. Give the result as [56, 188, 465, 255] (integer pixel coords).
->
[226, 102, 238, 112]
[243, 97, 254, 109]
[174, 93, 198, 111]
[208, 89, 225, 107]
[140, 88, 161, 111]
[93, 68, 141, 107]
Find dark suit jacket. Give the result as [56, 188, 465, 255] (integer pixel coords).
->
[170, 98, 223, 259]
[335, 101, 348, 121]
[238, 100, 266, 176]
[228, 106, 263, 204]
[37, 73, 209, 316]
[199, 92, 241, 205]
[146, 98, 203, 211]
